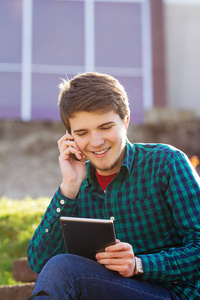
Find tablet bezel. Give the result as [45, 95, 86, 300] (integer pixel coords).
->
[60, 216, 116, 260]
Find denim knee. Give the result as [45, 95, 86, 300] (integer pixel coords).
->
[44, 253, 67, 269]
[40, 253, 93, 279]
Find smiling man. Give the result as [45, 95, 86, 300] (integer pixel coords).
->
[27, 72, 200, 300]
[69, 110, 129, 174]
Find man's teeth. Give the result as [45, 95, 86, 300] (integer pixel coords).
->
[94, 149, 108, 154]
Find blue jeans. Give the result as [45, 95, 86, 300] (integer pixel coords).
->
[32, 254, 181, 300]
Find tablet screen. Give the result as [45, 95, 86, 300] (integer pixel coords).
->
[60, 216, 116, 261]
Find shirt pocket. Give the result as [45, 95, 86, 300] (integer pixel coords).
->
[122, 195, 171, 231]
[130, 195, 165, 215]
[129, 195, 173, 225]
[115, 193, 176, 254]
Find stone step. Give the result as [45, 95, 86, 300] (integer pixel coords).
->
[0, 283, 35, 300]
[13, 257, 39, 282]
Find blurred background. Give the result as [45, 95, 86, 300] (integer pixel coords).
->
[0, 0, 200, 199]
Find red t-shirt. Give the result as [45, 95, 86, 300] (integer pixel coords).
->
[95, 170, 118, 192]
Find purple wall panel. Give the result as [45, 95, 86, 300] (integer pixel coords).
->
[95, 3, 142, 68]
[32, 73, 69, 121]
[0, 1, 147, 124]
[0, 72, 21, 118]
[32, 0, 84, 66]
[116, 76, 143, 124]
[0, 0, 22, 63]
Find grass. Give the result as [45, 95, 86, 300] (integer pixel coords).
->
[0, 196, 50, 285]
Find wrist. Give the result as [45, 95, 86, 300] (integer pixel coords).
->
[60, 181, 80, 199]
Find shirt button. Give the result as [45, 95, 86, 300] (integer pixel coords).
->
[45, 229, 49, 233]
[60, 200, 65, 205]
[56, 208, 61, 213]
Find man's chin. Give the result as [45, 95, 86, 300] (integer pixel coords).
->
[87, 145, 126, 174]
[89, 159, 119, 174]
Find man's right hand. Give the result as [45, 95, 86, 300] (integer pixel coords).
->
[57, 131, 86, 198]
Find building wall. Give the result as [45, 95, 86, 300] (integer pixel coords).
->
[0, 0, 154, 124]
[1, 1, 199, 123]
[164, 1, 200, 117]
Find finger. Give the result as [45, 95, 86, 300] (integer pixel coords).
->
[105, 242, 132, 253]
[60, 140, 80, 154]
[104, 264, 132, 273]
[57, 133, 74, 152]
[61, 146, 83, 161]
[98, 258, 133, 266]
[97, 250, 134, 261]
[58, 135, 81, 156]
[58, 131, 74, 144]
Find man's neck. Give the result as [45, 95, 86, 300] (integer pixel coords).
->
[95, 170, 118, 192]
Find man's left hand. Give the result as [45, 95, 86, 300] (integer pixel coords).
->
[96, 240, 136, 277]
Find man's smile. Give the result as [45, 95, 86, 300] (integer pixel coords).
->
[92, 148, 110, 155]
[90, 147, 111, 158]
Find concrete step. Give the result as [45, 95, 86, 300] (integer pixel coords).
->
[13, 257, 39, 282]
[0, 283, 35, 300]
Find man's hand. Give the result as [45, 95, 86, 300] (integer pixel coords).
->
[96, 240, 136, 278]
[57, 131, 86, 198]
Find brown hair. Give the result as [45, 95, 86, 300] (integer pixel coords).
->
[58, 72, 130, 132]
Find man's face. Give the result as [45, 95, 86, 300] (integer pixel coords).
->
[69, 110, 129, 176]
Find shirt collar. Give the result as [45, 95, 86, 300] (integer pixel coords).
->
[84, 138, 135, 188]
[121, 138, 135, 174]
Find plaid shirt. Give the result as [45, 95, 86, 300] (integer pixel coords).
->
[27, 140, 200, 300]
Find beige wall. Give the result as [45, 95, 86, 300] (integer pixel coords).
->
[164, 3, 200, 117]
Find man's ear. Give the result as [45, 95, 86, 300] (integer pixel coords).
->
[124, 114, 130, 130]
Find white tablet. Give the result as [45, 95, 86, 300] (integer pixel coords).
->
[60, 216, 116, 260]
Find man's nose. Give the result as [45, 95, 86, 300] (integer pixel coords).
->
[89, 131, 104, 148]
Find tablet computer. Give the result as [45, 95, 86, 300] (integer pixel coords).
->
[60, 216, 116, 261]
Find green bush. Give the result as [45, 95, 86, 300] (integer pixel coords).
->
[0, 196, 50, 285]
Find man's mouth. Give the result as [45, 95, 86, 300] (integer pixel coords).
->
[92, 148, 110, 155]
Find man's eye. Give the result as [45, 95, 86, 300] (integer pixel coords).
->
[101, 126, 112, 130]
[77, 132, 87, 136]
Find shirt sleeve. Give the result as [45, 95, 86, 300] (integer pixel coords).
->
[27, 187, 79, 273]
[140, 150, 200, 283]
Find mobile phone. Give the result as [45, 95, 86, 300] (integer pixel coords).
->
[67, 131, 82, 161]
[70, 153, 81, 161]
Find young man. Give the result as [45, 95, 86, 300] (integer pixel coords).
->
[27, 72, 200, 300]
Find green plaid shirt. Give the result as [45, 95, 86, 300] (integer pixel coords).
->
[27, 140, 200, 299]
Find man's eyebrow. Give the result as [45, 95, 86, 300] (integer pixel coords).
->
[73, 128, 87, 133]
[98, 121, 115, 127]
[73, 121, 115, 133]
